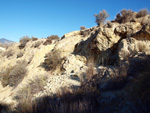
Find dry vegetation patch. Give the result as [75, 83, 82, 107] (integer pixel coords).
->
[19, 36, 31, 49]
[0, 60, 28, 87]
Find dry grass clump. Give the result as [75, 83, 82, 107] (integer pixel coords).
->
[14, 88, 99, 113]
[19, 36, 31, 49]
[115, 9, 134, 23]
[15, 75, 48, 101]
[43, 35, 59, 45]
[42, 50, 65, 71]
[136, 9, 149, 18]
[32, 41, 43, 48]
[127, 55, 150, 112]
[17, 51, 24, 58]
[1, 49, 14, 58]
[31, 37, 38, 41]
[80, 29, 91, 37]
[80, 26, 86, 30]
[106, 21, 112, 28]
[0, 60, 27, 87]
[94, 10, 109, 26]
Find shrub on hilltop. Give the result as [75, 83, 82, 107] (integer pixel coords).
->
[43, 35, 59, 45]
[94, 10, 109, 26]
[136, 9, 149, 18]
[80, 26, 86, 30]
[19, 36, 31, 49]
[115, 9, 134, 23]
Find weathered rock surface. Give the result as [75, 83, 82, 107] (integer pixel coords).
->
[0, 13, 150, 112]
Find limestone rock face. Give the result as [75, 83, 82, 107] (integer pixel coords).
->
[0, 13, 150, 112]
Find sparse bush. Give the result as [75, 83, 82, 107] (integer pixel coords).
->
[17, 52, 24, 58]
[19, 36, 31, 49]
[1, 60, 27, 87]
[106, 21, 112, 28]
[115, 9, 134, 23]
[136, 9, 148, 18]
[16, 75, 48, 100]
[127, 55, 150, 112]
[80, 29, 90, 37]
[43, 35, 59, 45]
[31, 37, 38, 41]
[141, 18, 150, 25]
[42, 50, 65, 71]
[80, 26, 86, 30]
[2, 49, 14, 58]
[32, 41, 43, 48]
[47, 35, 59, 41]
[14, 88, 99, 113]
[94, 10, 109, 26]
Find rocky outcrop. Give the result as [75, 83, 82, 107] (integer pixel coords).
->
[0, 12, 150, 112]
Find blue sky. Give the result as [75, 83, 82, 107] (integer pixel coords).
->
[0, 0, 150, 42]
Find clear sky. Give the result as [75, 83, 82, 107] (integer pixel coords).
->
[0, 0, 150, 42]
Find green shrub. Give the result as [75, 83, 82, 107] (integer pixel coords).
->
[94, 10, 109, 26]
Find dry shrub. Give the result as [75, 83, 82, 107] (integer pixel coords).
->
[80, 29, 90, 37]
[115, 9, 134, 23]
[42, 50, 65, 71]
[19, 36, 31, 49]
[31, 37, 38, 41]
[32, 41, 43, 48]
[15, 92, 36, 113]
[43, 35, 59, 45]
[0, 60, 27, 87]
[102, 65, 128, 91]
[85, 57, 95, 81]
[47, 35, 59, 41]
[136, 9, 148, 18]
[106, 21, 112, 28]
[80, 26, 86, 30]
[17, 51, 24, 58]
[141, 18, 150, 25]
[94, 10, 109, 26]
[2, 49, 14, 58]
[127, 55, 150, 112]
[15, 86, 99, 113]
[15, 75, 48, 101]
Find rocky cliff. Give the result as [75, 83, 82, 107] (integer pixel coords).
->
[0, 11, 150, 113]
